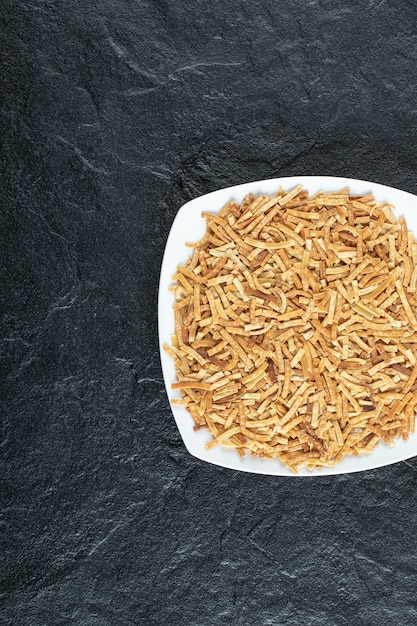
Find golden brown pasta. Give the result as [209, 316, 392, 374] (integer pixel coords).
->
[164, 186, 417, 472]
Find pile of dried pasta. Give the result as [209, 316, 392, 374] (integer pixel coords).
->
[164, 185, 417, 472]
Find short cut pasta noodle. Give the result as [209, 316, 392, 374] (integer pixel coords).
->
[164, 186, 417, 472]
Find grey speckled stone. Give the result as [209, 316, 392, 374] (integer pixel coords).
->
[2, 1, 417, 625]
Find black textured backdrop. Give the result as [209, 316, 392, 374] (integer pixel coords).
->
[2, 1, 417, 625]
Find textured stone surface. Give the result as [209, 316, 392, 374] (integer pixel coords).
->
[2, 1, 417, 624]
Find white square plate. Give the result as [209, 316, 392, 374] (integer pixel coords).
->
[158, 176, 417, 476]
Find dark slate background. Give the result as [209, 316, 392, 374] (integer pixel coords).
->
[2, 1, 417, 624]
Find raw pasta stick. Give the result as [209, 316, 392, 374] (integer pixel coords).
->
[167, 185, 417, 471]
